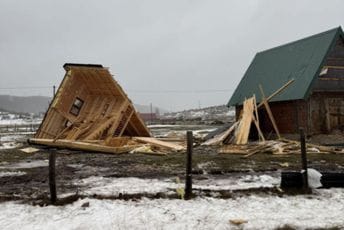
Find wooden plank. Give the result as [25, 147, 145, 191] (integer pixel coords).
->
[259, 85, 281, 139]
[133, 137, 185, 151]
[202, 121, 239, 146]
[257, 79, 294, 109]
[252, 95, 265, 142]
[118, 109, 134, 136]
[29, 138, 138, 154]
[235, 97, 255, 144]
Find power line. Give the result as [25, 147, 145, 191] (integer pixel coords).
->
[127, 89, 231, 94]
[0, 86, 51, 90]
[0, 86, 232, 94]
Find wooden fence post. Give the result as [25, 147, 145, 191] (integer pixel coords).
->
[299, 128, 308, 189]
[49, 151, 57, 204]
[185, 131, 193, 199]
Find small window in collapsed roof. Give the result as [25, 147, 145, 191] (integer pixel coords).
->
[70, 97, 84, 116]
[65, 120, 72, 127]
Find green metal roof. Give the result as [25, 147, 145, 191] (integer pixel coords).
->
[228, 27, 343, 106]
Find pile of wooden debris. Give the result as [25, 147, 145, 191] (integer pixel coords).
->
[203, 79, 344, 156]
[219, 139, 344, 157]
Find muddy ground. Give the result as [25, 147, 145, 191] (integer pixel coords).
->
[0, 140, 344, 204]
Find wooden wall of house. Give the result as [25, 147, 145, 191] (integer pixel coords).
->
[259, 100, 308, 134]
[309, 92, 344, 134]
[235, 99, 309, 135]
[309, 35, 344, 134]
[313, 36, 344, 92]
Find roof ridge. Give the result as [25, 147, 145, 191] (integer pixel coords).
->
[257, 26, 342, 54]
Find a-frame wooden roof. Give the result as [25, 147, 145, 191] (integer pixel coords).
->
[35, 63, 151, 141]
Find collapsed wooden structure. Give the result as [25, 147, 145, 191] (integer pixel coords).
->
[203, 80, 344, 156]
[30, 63, 184, 154]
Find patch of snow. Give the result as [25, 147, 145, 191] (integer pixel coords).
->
[147, 124, 180, 128]
[193, 128, 217, 138]
[1, 190, 344, 229]
[0, 134, 29, 149]
[0, 160, 48, 169]
[74, 174, 280, 196]
[190, 110, 206, 118]
[0, 171, 26, 177]
[0, 142, 22, 150]
[0, 118, 41, 126]
[226, 110, 235, 117]
[75, 177, 179, 196]
[0, 135, 24, 142]
[194, 175, 279, 191]
[67, 164, 84, 169]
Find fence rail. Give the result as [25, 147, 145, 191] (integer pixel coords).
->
[0, 123, 40, 134]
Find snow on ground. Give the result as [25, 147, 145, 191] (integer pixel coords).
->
[193, 174, 279, 191]
[0, 134, 32, 150]
[1, 189, 344, 229]
[0, 160, 48, 169]
[0, 135, 26, 142]
[0, 171, 26, 177]
[0, 117, 41, 126]
[74, 174, 280, 196]
[75, 177, 179, 196]
[147, 124, 181, 128]
[0, 142, 22, 150]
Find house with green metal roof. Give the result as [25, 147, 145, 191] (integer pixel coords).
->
[228, 27, 344, 134]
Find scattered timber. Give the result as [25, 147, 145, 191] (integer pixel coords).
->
[133, 137, 185, 151]
[218, 139, 344, 156]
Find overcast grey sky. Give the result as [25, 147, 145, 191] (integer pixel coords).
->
[0, 0, 343, 111]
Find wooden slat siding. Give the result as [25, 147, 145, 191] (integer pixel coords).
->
[106, 101, 127, 137]
[326, 57, 344, 66]
[84, 116, 117, 140]
[129, 113, 150, 136]
[76, 98, 110, 140]
[126, 118, 140, 136]
[80, 98, 111, 140]
[35, 70, 71, 138]
[120, 108, 135, 135]
[115, 105, 134, 137]
[309, 92, 344, 134]
[41, 111, 60, 138]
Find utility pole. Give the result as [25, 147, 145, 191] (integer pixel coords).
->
[300, 128, 308, 190]
[185, 131, 193, 199]
[150, 103, 153, 124]
[49, 86, 57, 204]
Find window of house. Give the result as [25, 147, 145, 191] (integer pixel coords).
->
[70, 97, 84, 116]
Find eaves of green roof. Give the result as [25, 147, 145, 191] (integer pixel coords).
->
[228, 27, 343, 106]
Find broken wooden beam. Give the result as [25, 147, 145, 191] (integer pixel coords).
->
[29, 138, 139, 154]
[259, 84, 281, 139]
[133, 137, 185, 151]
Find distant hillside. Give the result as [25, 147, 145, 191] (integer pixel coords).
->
[0, 95, 51, 114]
[0, 95, 167, 115]
[161, 105, 235, 122]
[134, 104, 168, 114]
